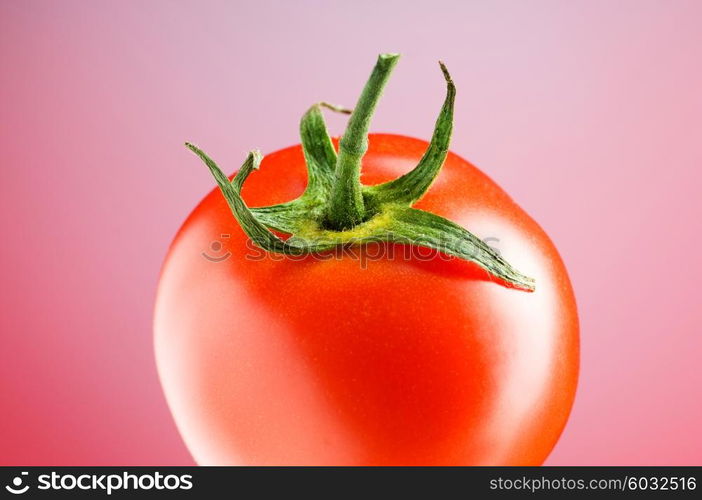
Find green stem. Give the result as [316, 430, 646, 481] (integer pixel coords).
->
[325, 53, 400, 230]
[188, 54, 537, 291]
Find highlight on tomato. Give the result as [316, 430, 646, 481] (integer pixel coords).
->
[154, 53, 579, 465]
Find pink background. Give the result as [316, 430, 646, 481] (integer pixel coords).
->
[1, 0, 700, 465]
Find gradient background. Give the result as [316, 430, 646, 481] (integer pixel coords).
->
[1, 0, 700, 465]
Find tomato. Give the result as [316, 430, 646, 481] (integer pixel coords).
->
[154, 132, 579, 466]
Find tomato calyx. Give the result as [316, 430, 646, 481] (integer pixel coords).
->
[185, 54, 535, 291]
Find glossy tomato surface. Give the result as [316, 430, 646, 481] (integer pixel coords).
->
[154, 134, 579, 465]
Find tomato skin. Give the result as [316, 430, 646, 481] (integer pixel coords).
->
[154, 134, 579, 465]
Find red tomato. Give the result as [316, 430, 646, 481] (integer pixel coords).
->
[154, 134, 578, 465]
